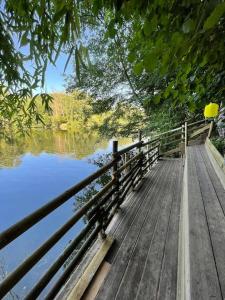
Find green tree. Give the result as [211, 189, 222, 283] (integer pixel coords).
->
[0, 0, 225, 124]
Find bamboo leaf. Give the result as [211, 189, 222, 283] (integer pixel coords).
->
[204, 3, 225, 30]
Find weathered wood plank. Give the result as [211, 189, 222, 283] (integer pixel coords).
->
[82, 261, 111, 300]
[66, 237, 114, 300]
[135, 161, 179, 300]
[96, 161, 173, 299]
[115, 162, 177, 300]
[206, 138, 225, 169]
[200, 145, 225, 213]
[176, 155, 190, 300]
[194, 146, 225, 298]
[105, 161, 164, 263]
[187, 147, 222, 300]
[205, 138, 225, 189]
[157, 160, 183, 300]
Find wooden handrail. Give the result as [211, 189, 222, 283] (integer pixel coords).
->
[151, 126, 182, 140]
[189, 123, 210, 139]
[187, 119, 205, 127]
[117, 141, 142, 155]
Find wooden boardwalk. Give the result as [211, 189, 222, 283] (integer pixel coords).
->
[83, 144, 225, 300]
[187, 145, 225, 299]
[2, 122, 225, 300]
[92, 158, 184, 300]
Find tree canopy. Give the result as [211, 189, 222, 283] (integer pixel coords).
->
[0, 0, 225, 125]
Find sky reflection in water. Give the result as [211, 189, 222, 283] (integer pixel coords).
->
[0, 130, 131, 299]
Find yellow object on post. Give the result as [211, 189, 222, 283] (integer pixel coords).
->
[204, 102, 219, 118]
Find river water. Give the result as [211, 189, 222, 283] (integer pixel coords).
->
[0, 129, 131, 299]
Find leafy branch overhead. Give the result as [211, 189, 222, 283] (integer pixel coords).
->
[0, 0, 82, 126]
[68, 0, 225, 114]
[0, 0, 225, 124]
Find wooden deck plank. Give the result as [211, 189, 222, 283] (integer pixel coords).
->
[96, 159, 182, 300]
[134, 161, 179, 300]
[96, 161, 173, 299]
[105, 162, 164, 263]
[187, 146, 222, 300]
[157, 160, 183, 300]
[194, 145, 225, 298]
[115, 161, 177, 299]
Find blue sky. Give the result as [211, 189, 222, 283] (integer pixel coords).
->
[42, 53, 74, 93]
[14, 33, 75, 93]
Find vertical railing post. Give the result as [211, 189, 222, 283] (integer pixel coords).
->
[125, 152, 130, 174]
[157, 143, 160, 161]
[96, 206, 106, 240]
[185, 121, 188, 150]
[208, 120, 214, 138]
[138, 130, 143, 182]
[181, 124, 184, 142]
[138, 130, 142, 152]
[181, 124, 185, 156]
[112, 140, 120, 208]
[97, 140, 119, 240]
[147, 138, 151, 172]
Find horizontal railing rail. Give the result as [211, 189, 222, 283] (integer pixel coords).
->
[150, 119, 208, 156]
[187, 119, 206, 127]
[0, 135, 160, 300]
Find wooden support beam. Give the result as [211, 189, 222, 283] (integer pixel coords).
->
[205, 138, 225, 189]
[67, 237, 114, 300]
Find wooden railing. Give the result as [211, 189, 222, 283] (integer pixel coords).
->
[0, 119, 212, 299]
[153, 119, 208, 156]
[0, 135, 160, 299]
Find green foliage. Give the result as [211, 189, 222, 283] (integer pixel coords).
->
[204, 3, 225, 29]
[211, 137, 225, 156]
[65, 1, 225, 124]
[0, 90, 52, 134]
[142, 102, 196, 137]
[0, 0, 86, 125]
[1, 0, 225, 125]
[0, 89, 143, 141]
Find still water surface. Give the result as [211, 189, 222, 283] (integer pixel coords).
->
[0, 130, 131, 299]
